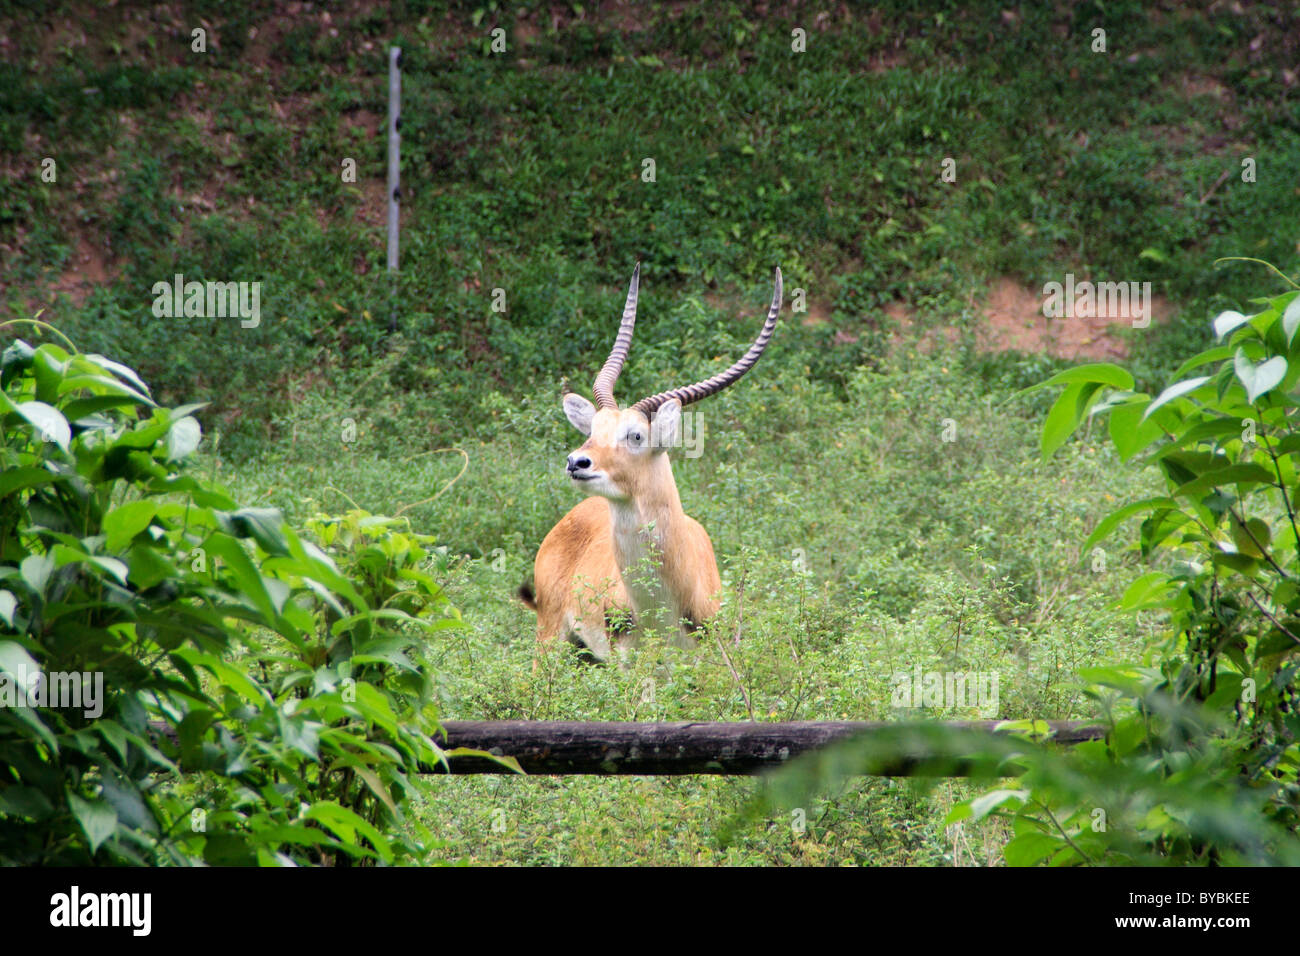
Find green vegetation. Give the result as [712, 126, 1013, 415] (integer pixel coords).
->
[748, 271, 1300, 865]
[0, 1, 1297, 864]
[0, 337, 478, 864]
[4, 2, 1297, 458]
[995, 273, 1300, 864]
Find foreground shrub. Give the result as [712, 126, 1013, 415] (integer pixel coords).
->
[0, 335, 484, 865]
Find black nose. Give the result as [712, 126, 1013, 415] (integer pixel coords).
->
[567, 454, 591, 473]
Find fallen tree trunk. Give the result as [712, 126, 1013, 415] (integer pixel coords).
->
[434, 720, 1104, 776]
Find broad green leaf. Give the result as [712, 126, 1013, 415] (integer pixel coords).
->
[9, 400, 71, 452]
[1080, 497, 1179, 554]
[277, 708, 321, 760]
[0, 466, 55, 499]
[1173, 463, 1276, 500]
[125, 544, 174, 590]
[103, 500, 157, 552]
[215, 508, 290, 556]
[109, 418, 171, 451]
[62, 395, 149, 422]
[1140, 509, 1194, 556]
[1284, 296, 1300, 345]
[299, 577, 348, 620]
[1142, 376, 1210, 423]
[67, 792, 118, 855]
[1118, 572, 1178, 611]
[0, 639, 40, 683]
[166, 416, 202, 461]
[1206, 674, 1247, 708]
[350, 682, 403, 736]
[173, 647, 271, 705]
[284, 535, 364, 610]
[1041, 382, 1101, 460]
[19, 553, 54, 596]
[169, 401, 210, 420]
[1255, 629, 1300, 660]
[86, 555, 129, 585]
[967, 788, 1028, 821]
[1150, 416, 1254, 460]
[101, 773, 157, 834]
[1213, 310, 1250, 339]
[1, 339, 35, 388]
[1087, 390, 1144, 415]
[59, 372, 153, 406]
[0, 786, 54, 819]
[1246, 307, 1281, 337]
[944, 802, 974, 825]
[1170, 344, 1234, 381]
[0, 590, 16, 628]
[82, 354, 153, 398]
[32, 350, 65, 403]
[202, 833, 259, 867]
[96, 719, 130, 763]
[346, 764, 398, 816]
[5, 698, 57, 751]
[1160, 450, 1227, 481]
[1108, 401, 1163, 461]
[184, 485, 236, 510]
[1273, 579, 1299, 612]
[1211, 551, 1259, 573]
[1269, 434, 1300, 459]
[1233, 348, 1287, 404]
[201, 534, 278, 623]
[304, 801, 392, 861]
[1018, 363, 1134, 397]
[330, 607, 428, 637]
[1230, 515, 1271, 558]
[1003, 831, 1062, 867]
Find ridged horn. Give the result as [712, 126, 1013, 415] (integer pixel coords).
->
[591, 263, 640, 409]
[632, 266, 782, 417]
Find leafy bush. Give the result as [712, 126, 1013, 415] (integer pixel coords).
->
[0, 333, 488, 865]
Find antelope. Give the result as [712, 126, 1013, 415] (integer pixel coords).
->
[519, 263, 783, 662]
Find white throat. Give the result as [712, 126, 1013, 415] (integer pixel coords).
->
[608, 499, 679, 631]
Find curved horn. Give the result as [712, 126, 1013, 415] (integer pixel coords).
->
[632, 266, 782, 417]
[591, 263, 640, 409]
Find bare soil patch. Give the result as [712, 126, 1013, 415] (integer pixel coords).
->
[978, 276, 1170, 360]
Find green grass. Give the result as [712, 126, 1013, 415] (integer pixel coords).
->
[1, 0, 1296, 863]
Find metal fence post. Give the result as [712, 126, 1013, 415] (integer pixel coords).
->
[387, 46, 401, 333]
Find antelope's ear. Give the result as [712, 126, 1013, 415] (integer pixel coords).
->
[650, 398, 681, 452]
[563, 393, 596, 435]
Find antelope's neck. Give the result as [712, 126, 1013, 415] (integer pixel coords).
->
[608, 463, 687, 620]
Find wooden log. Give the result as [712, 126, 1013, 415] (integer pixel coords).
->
[433, 720, 1104, 776]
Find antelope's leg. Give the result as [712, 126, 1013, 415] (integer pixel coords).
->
[565, 605, 613, 662]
